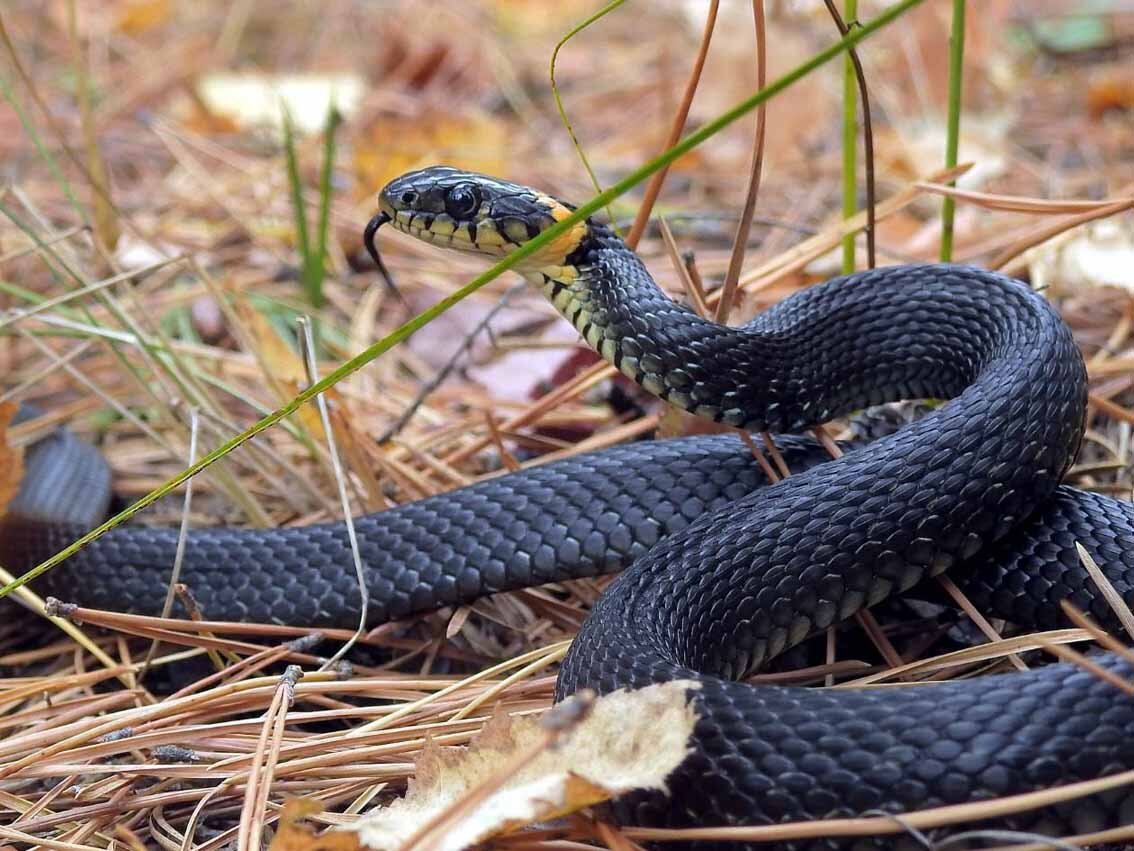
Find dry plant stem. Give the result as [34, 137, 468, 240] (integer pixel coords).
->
[486, 410, 522, 471]
[0, 254, 185, 330]
[823, 0, 877, 269]
[1059, 604, 1134, 663]
[853, 610, 903, 668]
[140, 409, 200, 678]
[625, 0, 720, 250]
[594, 819, 647, 851]
[715, 0, 768, 325]
[825, 628, 838, 688]
[682, 251, 709, 308]
[993, 196, 1134, 272]
[299, 317, 369, 668]
[1089, 392, 1134, 427]
[0, 224, 86, 263]
[0, 338, 96, 404]
[936, 576, 1027, 672]
[739, 431, 782, 484]
[738, 163, 970, 292]
[238, 666, 301, 851]
[0, 569, 124, 685]
[1075, 542, 1134, 642]
[842, 629, 1092, 688]
[916, 182, 1133, 213]
[658, 218, 709, 316]
[760, 431, 791, 478]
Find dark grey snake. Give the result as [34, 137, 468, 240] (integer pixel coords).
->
[6, 167, 1134, 847]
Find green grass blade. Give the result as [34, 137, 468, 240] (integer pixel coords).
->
[550, 0, 627, 227]
[940, 0, 966, 261]
[311, 101, 341, 311]
[281, 104, 315, 305]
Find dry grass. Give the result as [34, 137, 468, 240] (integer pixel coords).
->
[1, 1, 1134, 848]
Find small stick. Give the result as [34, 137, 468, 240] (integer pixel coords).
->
[760, 431, 792, 478]
[739, 432, 780, 484]
[716, 0, 769, 325]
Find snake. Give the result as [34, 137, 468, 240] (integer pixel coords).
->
[6, 166, 1134, 847]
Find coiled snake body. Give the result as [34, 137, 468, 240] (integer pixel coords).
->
[8, 167, 1134, 846]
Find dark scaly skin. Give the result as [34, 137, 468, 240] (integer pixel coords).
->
[8, 167, 1134, 846]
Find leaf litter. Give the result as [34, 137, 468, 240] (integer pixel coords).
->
[0, 2, 1132, 849]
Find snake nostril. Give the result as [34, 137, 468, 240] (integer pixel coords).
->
[401, 190, 418, 205]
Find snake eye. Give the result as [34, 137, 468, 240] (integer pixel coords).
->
[400, 190, 419, 205]
[444, 184, 481, 219]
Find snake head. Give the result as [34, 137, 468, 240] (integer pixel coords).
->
[367, 166, 588, 270]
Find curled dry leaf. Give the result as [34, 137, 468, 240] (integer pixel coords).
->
[329, 681, 699, 851]
[1028, 218, 1134, 295]
[0, 401, 25, 517]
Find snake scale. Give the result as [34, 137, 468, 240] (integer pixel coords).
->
[7, 167, 1134, 848]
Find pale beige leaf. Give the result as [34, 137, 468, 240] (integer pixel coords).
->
[348, 681, 700, 851]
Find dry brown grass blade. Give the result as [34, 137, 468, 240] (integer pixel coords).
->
[1075, 542, 1134, 642]
[239, 666, 302, 851]
[936, 576, 1027, 672]
[736, 163, 973, 294]
[657, 217, 708, 317]
[840, 629, 1093, 687]
[715, 0, 768, 325]
[994, 195, 1134, 272]
[916, 182, 1134, 214]
[622, 761, 1134, 844]
[625, 0, 719, 249]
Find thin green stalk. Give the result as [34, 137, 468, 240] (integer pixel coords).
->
[0, 0, 927, 601]
[281, 106, 313, 304]
[550, 0, 627, 228]
[312, 102, 341, 310]
[940, 0, 966, 261]
[840, 0, 859, 273]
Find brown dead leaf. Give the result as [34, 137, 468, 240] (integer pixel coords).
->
[1087, 77, 1134, 121]
[352, 109, 507, 201]
[0, 401, 25, 517]
[270, 799, 360, 851]
[345, 681, 700, 851]
[114, 0, 173, 35]
[235, 303, 339, 438]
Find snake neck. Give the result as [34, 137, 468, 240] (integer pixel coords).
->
[527, 223, 1016, 434]
[527, 221, 762, 426]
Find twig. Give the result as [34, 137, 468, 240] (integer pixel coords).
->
[377, 282, 525, 444]
[715, 0, 768, 324]
[626, 0, 720, 249]
[823, 0, 876, 269]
